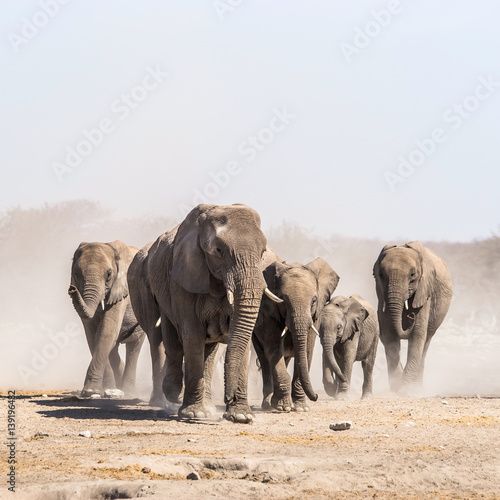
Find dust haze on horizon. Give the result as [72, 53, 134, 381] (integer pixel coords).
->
[1, 2, 499, 401]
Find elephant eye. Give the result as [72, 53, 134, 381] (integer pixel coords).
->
[215, 247, 223, 257]
[106, 269, 112, 280]
[336, 324, 342, 331]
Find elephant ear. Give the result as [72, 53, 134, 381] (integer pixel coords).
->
[405, 241, 435, 309]
[106, 241, 133, 305]
[261, 261, 286, 321]
[306, 258, 340, 311]
[373, 244, 397, 276]
[340, 297, 368, 343]
[262, 261, 279, 290]
[373, 244, 397, 310]
[171, 205, 212, 294]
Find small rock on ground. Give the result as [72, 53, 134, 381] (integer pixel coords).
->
[187, 471, 201, 480]
[329, 421, 352, 431]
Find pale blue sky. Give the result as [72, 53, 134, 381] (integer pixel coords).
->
[1, 1, 499, 241]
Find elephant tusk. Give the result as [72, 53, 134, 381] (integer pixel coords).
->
[155, 317, 161, 327]
[101, 300, 105, 310]
[265, 287, 283, 303]
[227, 289, 234, 305]
[311, 324, 320, 337]
[405, 300, 409, 310]
[382, 302, 386, 313]
[281, 326, 288, 337]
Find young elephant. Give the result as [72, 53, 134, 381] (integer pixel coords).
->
[68, 241, 146, 398]
[252, 258, 339, 412]
[319, 294, 379, 400]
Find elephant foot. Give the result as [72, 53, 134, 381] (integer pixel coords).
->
[271, 394, 293, 413]
[399, 383, 423, 398]
[121, 383, 137, 399]
[149, 394, 168, 408]
[81, 387, 103, 398]
[261, 396, 273, 411]
[335, 391, 350, 401]
[323, 382, 338, 399]
[204, 398, 217, 415]
[179, 403, 211, 420]
[223, 404, 254, 424]
[292, 399, 310, 412]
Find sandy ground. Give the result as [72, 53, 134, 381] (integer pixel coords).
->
[2, 391, 500, 500]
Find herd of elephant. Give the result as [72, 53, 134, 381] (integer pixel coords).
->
[68, 203, 453, 424]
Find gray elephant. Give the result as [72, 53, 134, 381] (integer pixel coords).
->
[319, 294, 379, 400]
[373, 241, 453, 394]
[68, 241, 146, 398]
[252, 258, 339, 412]
[128, 204, 279, 423]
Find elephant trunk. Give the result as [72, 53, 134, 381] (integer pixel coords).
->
[224, 267, 266, 407]
[386, 273, 414, 339]
[69, 275, 102, 320]
[289, 316, 318, 402]
[321, 337, 346, 383]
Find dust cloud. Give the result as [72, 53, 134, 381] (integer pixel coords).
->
[1, 201, 499, 401]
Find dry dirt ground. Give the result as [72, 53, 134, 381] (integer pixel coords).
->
[1, 391, 499, 500]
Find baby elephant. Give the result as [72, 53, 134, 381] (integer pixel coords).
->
[319, 294, 379, 400]
[69, 241, 145, 398]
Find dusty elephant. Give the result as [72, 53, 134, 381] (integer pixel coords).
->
[252, 258, 339, 412]
[319, 294, 379, 400]
[128, 203, 278, 423]
[373, 241, 453, 394]
[69, 241, 146, 398]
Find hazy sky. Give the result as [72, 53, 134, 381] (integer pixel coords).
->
[1, 1, 499, 241]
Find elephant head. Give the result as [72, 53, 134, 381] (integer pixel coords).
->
[373, 241, 435, 339]
[170, 203, 268, 408]
[263, 257, 339, 402]
[69, 241, 132, 319]
[319, 295, 368, 395]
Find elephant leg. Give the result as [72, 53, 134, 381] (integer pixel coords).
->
[252, 334, 273, 410]
[178, 322, 210, 419]
[82, 302, 126, 397]
[161, 316, 183, 405]
[203, 342, 219, 413]
[417, 333, 434, 386]
[382, 336, 403, 393]
[335, 345, 355, 400]
[83, 322, 96, 354]
[108, 342, 124, 389]
[83, 321, 115, 390]
[121, 329, 146, 397]
[361, 336, 378, 399]
[361, 340, 378, 399]
[403, 324, 428, 394]
[267, 348, 292, 412]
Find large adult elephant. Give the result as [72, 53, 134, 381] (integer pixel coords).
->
[319, 294, 379, 400]
[128, 204, 277, 423]
[252, 258, 339, 412]
[68, 241, 146, 398]
[373, 241, 452, 394]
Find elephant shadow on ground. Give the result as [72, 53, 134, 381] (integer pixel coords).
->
[30, 397, 221, 424]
